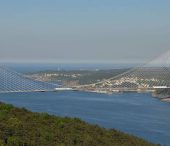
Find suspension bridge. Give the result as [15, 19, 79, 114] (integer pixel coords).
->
[0, 51, 170, 93]
[0, 66, 62, 93]
[75, 51, 170, 92]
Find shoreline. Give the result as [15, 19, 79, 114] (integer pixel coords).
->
[0, 102, 158, 146]
[161, 97, 170, 102]
[75, 88, 170, 103]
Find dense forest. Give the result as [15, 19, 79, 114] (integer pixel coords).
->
[0, 102, 159, 146]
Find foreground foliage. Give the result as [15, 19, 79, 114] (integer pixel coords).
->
[0, 102, 159, 146]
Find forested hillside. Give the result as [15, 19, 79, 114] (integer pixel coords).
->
[0, 102, 159, 146]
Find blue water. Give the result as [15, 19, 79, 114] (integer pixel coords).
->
[0, 63, 170, 145]
[0, 91, 170, 145]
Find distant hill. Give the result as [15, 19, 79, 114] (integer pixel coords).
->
[27, 69, 128, 85]
[0, 102, 159, 146]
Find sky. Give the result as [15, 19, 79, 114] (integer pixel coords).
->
[0, 0, 170, 63]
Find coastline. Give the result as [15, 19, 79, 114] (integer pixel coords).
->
[0, 102, 158, 146]
[161, 97, 170, 102]
[77, 88, 170, 103]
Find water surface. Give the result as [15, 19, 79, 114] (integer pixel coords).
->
[0, 91, 170, 145]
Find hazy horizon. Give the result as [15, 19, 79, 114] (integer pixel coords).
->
[0, 0, 170, 63]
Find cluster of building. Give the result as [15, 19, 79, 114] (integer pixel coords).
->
[29, 73, 82, 82]
[89, 76, 160, 90]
